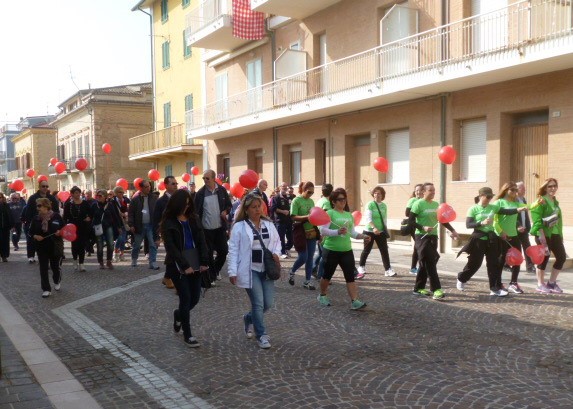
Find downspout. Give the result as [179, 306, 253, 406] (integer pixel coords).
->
[439, 94, 447, 253]
[136, 6, 155, 130]
[270, 26, 278, 187]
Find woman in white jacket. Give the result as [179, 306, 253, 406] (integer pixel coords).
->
[228, 193, 282, 349]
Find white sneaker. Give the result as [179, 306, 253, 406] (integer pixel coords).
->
[286, 250, 292, 258]
[280, 254, 288, 259]
[79, 264, 86, 272]
[357, 266, 366, 275]
[258, 335, 271, 349]
[456, 279, 465, 291]
[384, 268, 397, 277]
[54, 282, 61, 291]
[490, 289, 508, 297]
[73, 260, 78, 271]
[42, 291, 51, 298]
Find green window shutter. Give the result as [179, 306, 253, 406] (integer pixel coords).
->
[161, 0, 168, 22]
[184, 94, 194, 112]
[165, 164, 173, 177]
[182, 0, 190, 9]
[163, 102, 171, 128]
[183, 30, 192, 58]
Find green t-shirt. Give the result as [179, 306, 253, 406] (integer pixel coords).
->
[467, 203, 500, 239]
[290, 196, 315, 230]
[406, 197, 418, 209]
[493, 198, 520, 237]
[366, 200, 387, 232]
[323, 210, 354, 252]
[410, 199, 438, 236]
[316, 197, 332, 211]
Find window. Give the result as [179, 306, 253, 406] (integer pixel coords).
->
[163, 102, 172, 128]
[386, 129, 410, 184]
[460, 118, 487, 182]
[182, 0, 190, 8]
[84, 135, 90, 159]
[217, 154, 230, 181]
[215, 73, 228, 121]
[162, 41, 170, 69]
[165, 164, 173, 177]
[315, 139, 326, 186]
[289, 145, 302, 186]
[77, 136, 83, 157]
[185, 161, 194, 174]
[161, 0, 168, 22]
[248, 149, 263, 178]
[183, 30, 192, 58]
[246, 59, 262, 113]
[184, 94, 194, 112]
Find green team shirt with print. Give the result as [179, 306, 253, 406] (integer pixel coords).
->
[316, 197, 332, 211]
[366, 200, 387, 232]
[290, 196, 315, 231]
[410, 199, 439, 236]
[323, 210, 354, 252]
[467, 203, 500, 240]
[493, 198, 520, 237]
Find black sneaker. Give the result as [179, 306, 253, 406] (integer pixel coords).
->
[288, 274, 295, 286]
[173, 310, 181, 333]
[184, 337, 200, 348]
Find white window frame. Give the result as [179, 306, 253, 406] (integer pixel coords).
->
[289, 145, 302, 186]
[386, 129, 410, 184]
[460, 117, 487, 182]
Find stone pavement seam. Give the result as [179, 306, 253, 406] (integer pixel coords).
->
[0, 290, 102, 409]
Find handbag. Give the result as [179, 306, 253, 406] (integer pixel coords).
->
[181, 244, 212, 290]
[292, 222, 306, 252]
[542, 211, 558, 228]
[246, 220, 281, 280]
[93, 223, 103, 236]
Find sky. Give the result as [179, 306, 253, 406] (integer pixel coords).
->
[0, 0, 151, 126]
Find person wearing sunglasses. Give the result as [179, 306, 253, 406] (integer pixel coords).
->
[456, 186, 525, 296]
[316, 188, 370, 309]
[63, 186, 93, 272]
[154, 176, 179, 289]
[8, 193, 25, 252]
[29, 198, 64, 298]
[23, 180, 60, 263]
[0, 193, 15, 262]
[530, 178, 566, 294]
[493, 182, 529, 295]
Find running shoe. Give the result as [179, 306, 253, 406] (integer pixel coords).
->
[535, 284, 552, 294]
[508, 283, 524, 294]
[350, 299, 367, 310]
[456, 279, 465, 291]
[184, 337, 200, 348]
[546, 281, 563, 294]
[258, 335, 271, 349]
[288, 273, 295, 286]
[243, 313, 253, 339]
[490, 289, 509, 297]
[432, 289, 445, 300]
[317, 294, 331, 306]
[413, 288, 431, 296]
[303, 281, 316, 290]
[384, 268, 397, 277]
[409, 268, 418, 275]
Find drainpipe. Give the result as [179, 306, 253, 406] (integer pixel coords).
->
[135, 5, 155, 130]
[270, 26, 278, 187]
[439, 94, 447, 253]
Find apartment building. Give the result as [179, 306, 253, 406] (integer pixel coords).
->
[183, 0, 573, 252]
[10, 117, 57, 196]
[0, 124, 19, 193]
[129, 0, 204, 185]
[52, 83, 153, 191]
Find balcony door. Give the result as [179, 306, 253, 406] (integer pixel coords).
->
[380, 4, 418, 77]
[247, 58, 262, 114]
[215, 72, 228, 123]
[471, 0, 508, 54]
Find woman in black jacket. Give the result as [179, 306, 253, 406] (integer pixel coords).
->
[63, 186, 93, 272]
[30, 197, 64, 298]
[92, 189, 123, 270]
[161, 190, 209, 348]
[0, 192, 15, 262]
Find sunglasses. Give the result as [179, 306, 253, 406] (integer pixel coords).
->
[485, 194, 493, 199]
[202, 177, 210, 180]
[547, 184, 557, 188]
[335, 197, 347, 202]
[36, 205, 44, 209]
[170, 182, 178, 185]
[306, 191, 314, 195]
[509, 188, 518, 192]
[40, 185, 49, 188]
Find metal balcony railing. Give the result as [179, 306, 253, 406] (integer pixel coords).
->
[185, 0, 232, 36]
[186, 0, 572, 133]
[60, 155, 93, 172]
[7, 169, 25, 180]
[129, 124, 193, 157]
[0, 151, 6, 162]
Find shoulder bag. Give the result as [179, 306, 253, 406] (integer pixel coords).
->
[374, 203, 391, 239]
[245, 220, 281, 280]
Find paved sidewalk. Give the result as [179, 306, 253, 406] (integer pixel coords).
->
[0, 240, 571, 409]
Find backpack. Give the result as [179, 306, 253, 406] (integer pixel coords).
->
[400, 218, 412, 236]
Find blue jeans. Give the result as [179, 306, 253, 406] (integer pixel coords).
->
[96, 226, 115, 264]
[291, 238, 317, 281]
[131, 223, 157, 264]
[115, 228, 127, 251]
[245, 270, 275, 339]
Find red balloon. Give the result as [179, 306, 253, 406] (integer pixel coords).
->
[57, 191, 70, 202]
[352, 211, 362, 226]
[438, 146, 457, 165]
[222, 182, 230, 190]
[191, 166, 200, 176]
[148, 169, 160, 181]
[8, 182, 13, 190]
[230, 182, 245, 199]
[11, 179, 24, 191]
[182, 173, 191, 183]
[506, 247, 524, 267]
[308, 207, 331, 226]
[49, 158, 58, 166]
[526, 245, 545, 265]
[26, 168, 36, 178]
[239, 169, 259, 190]
[373, 157, 389, 173]
[102, 143, 112, 154]
[158, 181, 166, 190]
[54, 161, 67, 174]
[38, 175, 48, 183]
[215, 178, 222, 185]
[133, 178, 144, 191]
[21, 188, 27, 194]
[75, 158, 88, 171]
[437, 203, 456, 223]
[116, 178, 128, 191]
[61, 224, 77, 242]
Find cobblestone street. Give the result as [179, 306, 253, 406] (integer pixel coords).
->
[1, 241, 572, 409]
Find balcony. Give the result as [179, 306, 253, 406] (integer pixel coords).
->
[129, 124, 202, 161]
[7, 169, 25, 181]
[185, 0, 252, 51]
[186, 0, 573, 140]
[251, 0, 341, 20]
[0, 151, 6, 164]
[50, 155, 93, 176]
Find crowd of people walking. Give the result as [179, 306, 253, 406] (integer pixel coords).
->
[0, 173, 567, 348]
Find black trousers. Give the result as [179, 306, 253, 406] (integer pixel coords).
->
[322, 249, 356, 283]
[11, 223, 22, 248]
[0, 228, 10, 258]
[536, 234, 566, 271]
[37, 248, 61, 292]
[24, 223, 36, 258]
[499, 236, 522, 284]
[168, 263, 202, 340]
[410, 232, 419, 269]
[204, 227, 228, 280]
[359, 231, 391, 270]
[414, 235, 441, 292]
[458, 237, 502, 291]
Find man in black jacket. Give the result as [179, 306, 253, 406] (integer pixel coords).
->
[194, 169, 232, 283]
[128, 180, 160, 269]
[153, 175, 178, 288]
[23, 181, 59, 263]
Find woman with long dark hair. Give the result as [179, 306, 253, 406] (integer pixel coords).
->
[530, 178, 566, 294]
[63, 186, 92, 272]
[405, 184, 423, 274]
[161, 189, 209, 347]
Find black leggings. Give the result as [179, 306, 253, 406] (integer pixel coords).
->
[536, 234, 566, 271]
[322, 249, 356, 283]
[499, 236, 521, 284]
[359, 232, 391, 270]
